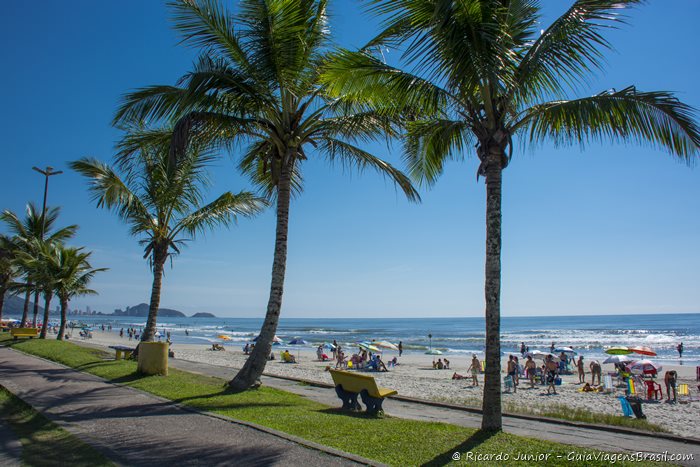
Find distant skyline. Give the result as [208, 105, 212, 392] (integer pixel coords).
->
[1, 1, 698, 318]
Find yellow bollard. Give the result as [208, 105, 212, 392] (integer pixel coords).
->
[115, 350, 123, 360]
[137, 342, 169, 376]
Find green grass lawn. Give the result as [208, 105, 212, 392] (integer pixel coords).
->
[0, 335, 666, 466]
[0, 385, 114, 467]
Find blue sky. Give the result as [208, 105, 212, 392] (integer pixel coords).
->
[1, 1, 698, 318]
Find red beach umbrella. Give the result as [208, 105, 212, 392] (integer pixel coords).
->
[627, 359, 662, 375]
[629, 346, 657, 357]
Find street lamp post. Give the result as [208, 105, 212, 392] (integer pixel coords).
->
[32, 166, 63, 238]
[428, 333, 432, 352]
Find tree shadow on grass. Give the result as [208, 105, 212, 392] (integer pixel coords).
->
[317, 407, 389, 420]
[421, 429, 499, 466]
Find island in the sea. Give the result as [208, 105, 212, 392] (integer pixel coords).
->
[191, 312, 216, 318]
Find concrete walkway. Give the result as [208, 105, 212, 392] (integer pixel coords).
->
[0, 348, 369, 467]
[168, 359, 699, 465]
[0, 418, 22, 467]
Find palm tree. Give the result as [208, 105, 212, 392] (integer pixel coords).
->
[71, 131, 265, 342]
[39, 244, 106, 340]
[0, 234, 20, 324]
[18, 239, 59, 338]
[1, 204, 77, 326]
[113, 0, 420, 390]
[323, 0, 700, 430]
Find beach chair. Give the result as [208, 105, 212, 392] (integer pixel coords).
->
[603, 374, 614, 394]
[618, 396, 634, 417]
[503, 375, 514, 392]
[678, 384, 690, 403]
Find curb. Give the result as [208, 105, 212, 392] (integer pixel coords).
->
[2, 346, 384, 467]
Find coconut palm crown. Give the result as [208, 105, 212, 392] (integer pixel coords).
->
[113, 0, 421, 390]
[322, 0, 700, 430]
[71, 131, 266, 342]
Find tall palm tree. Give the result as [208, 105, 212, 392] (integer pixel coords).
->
[1, 204, 77, 326]
[323, 0, 700, 430]
[71, 131, 266, 342]
[39, 244, 106, 340]
[113, 0, 421, 390]
[0, 234, 20, 324]
[18, 239, 59, 338]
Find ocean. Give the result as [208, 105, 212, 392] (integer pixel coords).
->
[62, 312, 699, 364]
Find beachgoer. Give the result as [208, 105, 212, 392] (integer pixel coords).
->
[119, 328, 124, 338]
[545, 356, 558, 395]
[520, 342, 526, 356]
[316, 344, 324, 360]
[388, 357, 398, 368]
[185, 329, 189, 336]
[513, 356, 521, 386]
[398, 341, 403, 357]
[332, 340, 338, 359]
[550, 342, 555, 353]
[443, 358, 450, 369]
[467, 355, 480, 386]
[524, 355, 537, 388]
[507, 355, 517, 392]
[677, 342, 683, 358]
[589, 360, 602, 385]
[243, 343, 250, 354]
[435, 358, 444, 370]
[335, 350, 346, 369]
[665, 370, 677, 403]
[452, 372, 466, 380]
[376, 355, 388, 372]
[575, 356, 585, 384]
[581, 383, 594, 392]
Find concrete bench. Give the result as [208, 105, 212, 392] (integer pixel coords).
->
[10, 328, 38, 340]
[109, 345, 136, 360]
[329, 369, 397, 415]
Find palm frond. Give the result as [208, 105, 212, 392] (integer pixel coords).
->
[174, 191, 267, 237]
[318, 138, 420, 202]
[514, 0, 642, 103]
[516, 86, 700, 159]
[403, 119, 474, 185]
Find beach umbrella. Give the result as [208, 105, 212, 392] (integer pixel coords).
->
[254, 335, 282, 343]
[554, 347, 576, 355]
[627, 359, 662, 375]
[425, 349, 443, 355]
[218, 334, 232, 340]
[530, 350, 560, 362]
[322, 343, 336, 351]
[602, 355, 633, 365]
[288, 338, 309, 345]
[375, 341, 399, 351]
[605, 346, 632, 355]
[358, 342, 381, 353]
[628, 346, 657, 357]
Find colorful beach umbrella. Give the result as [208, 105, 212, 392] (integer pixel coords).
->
[628, 346, 657, 357]
[605, 346, 632, 355]
[322, 343, 336, 351]
[375, 341, 399, 351]
[627, 359, 662, 375]
[602, 355, 633, 365]
[554, 347, 576, 355]
[358, 342, 381, 353]
[218, 334, 232, 340]
[288, 338, 309, 345]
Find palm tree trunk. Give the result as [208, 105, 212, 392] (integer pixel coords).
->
[21, 287, 30, 326]
[32, 289, 40, 327]
[141, 247, 167, 342]
[57, 296, 68, 340]
[0, 285, 6, 324]
[39, 291, 53, 339]
[229, 162, 293, 390]
[481, 148, 504, 431]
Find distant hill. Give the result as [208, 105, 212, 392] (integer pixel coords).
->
[1, 294, 44, 315]
[191, 312, 216, 318]
[112, 303, 186, 318]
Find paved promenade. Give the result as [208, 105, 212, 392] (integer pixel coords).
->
[0, 348, 368, 467]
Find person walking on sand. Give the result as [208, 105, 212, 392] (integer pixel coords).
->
[398, 341, 403, 357]
[520, 342, 526, 356]
[507, 355, 517, 393]
[467, 355, 480, 386]
[524, 355, 537, 388]
[575, 356, 585, 384]
[332, 340, 338, 359]
[545, 356, 559, 395]
[589, 359, 602, 386]
[665, 370, 677, 403]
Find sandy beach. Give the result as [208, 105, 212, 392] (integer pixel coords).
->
[80, 330, 700, 439]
